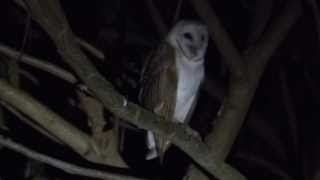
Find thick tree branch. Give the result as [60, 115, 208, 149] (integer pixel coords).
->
[0, 79, 95, 160]
[0, 101, 63, 144]
[216, 0, 302, 162]
[0, 79, 129, 167]
[0, 135, 143, 180]
[190, 0, 302, 161]
[22, 0, 245, 179]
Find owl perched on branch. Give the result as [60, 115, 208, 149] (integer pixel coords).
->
[139, 20, 208, 161]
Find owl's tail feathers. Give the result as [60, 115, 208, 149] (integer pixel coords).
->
[146, 131, 169, 163]
[146, 148, 158, 160]
[155, 136, 171, 164]
[146, 131, 159, 160]
[145, 139, 167, 164]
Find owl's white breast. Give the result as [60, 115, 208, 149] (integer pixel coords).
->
[174, 55, 204, 123]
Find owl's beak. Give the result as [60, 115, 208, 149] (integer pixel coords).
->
[188, 45, 198, 57]
[177, 40, 201, 61]
[187, 45, 203, 62]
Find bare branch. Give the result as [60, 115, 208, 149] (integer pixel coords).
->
[235, 152, 293, 180]
[0, 79, 96, 160]
[306, 0, 320, 43]
[303, 66, 320, 104]
[246, 0, 274, 45]
[279, 70, 299, 157]
[173, 0, 184, 25]
[0, 43, 77, 84]
[75, 37, 105, 61]
[246, 112, 288, 160]
[77, 90, 128, 167]
[12, 0, 105, 61]
[0, 101, 62, 144]
[0, 135, 144, 180]
[144, 0, 168, 37]
[0, 78, 131, 167]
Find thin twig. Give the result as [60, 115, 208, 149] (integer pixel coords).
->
[306, 0, 320, 43]
[173, 0, 184, 25]
[188, 0, 246, 76]
[246, 0, 273, 45]
[0, 102, 62, 144]
[246, 112, 288, 161]
[279, 70, 299, 158]
[0, 135, 144, 180]
[236, 152, 293, 180]
[144, 0, 168, 37]
[75, 37, 105, 61]
[303, 65, 320, 105]
[0, 43, 77, 84]
[12, 0, 105, 61]
[17, 5, 31, 64]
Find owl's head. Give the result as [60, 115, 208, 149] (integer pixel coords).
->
[167, 20, 208, 62]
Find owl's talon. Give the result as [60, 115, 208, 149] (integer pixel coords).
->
[182, 124, 201, 140]
[191, 130, 201, 140]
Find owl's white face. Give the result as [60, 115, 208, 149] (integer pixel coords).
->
[167, 20, 208, 62]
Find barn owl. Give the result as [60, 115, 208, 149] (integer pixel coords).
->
[139, 20, 208, 160]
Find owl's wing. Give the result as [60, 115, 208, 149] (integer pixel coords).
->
[139, 42, 177, 121]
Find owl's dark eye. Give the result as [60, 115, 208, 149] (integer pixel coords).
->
[183, 32, 193, 40]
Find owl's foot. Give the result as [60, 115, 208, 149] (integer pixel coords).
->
[178, 123, 202, 141]
[146, 148, 158, 160]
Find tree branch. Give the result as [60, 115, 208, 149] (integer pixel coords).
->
[0, 79, 97, 160]
[235, 152, 293, 180]
[0, 101, 62, 144]
[246, 0, 274, 46]
[0, 135, 144, 180]
[144, 0, 168, 37]
[215, 0, 302, 162]
[12, 0, 105, 61]
[0, 43, 77, 84]
[306, 0, 320, 43]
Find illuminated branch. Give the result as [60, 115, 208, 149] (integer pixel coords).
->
[0, 135, 143, 180]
